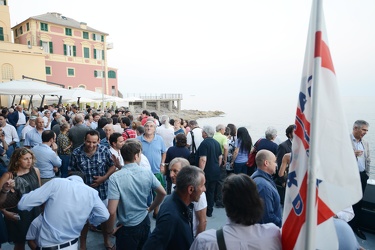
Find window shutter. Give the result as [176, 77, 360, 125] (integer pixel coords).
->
[63, 44, 67, 55]
[49, 42, 53, 54]
[94, 70, 97, 77]
[94, 49, 97, 59]
[73, 46, 76, 57]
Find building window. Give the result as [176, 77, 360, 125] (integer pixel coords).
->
[64, 44, 76, 56]
[94, 70, 105, 78]
[83, 31, 89, 39]
[19, 26, 23, 35]
[78, 85, 86, 89]
[0, 1, 7, 5]
[67, 68, 75, 76]
[83, 47, 90, 58]
[65, 28, 72, 36]
[0, 27, 4, 41]
[111, 86, 116, 96]
[68, 86, 72, 89]
[92, 33, 102, 41]
[26, 23, 29, 31]
[101, 35, 104, 42]
[15, 29, 18, 37]
[108, 70, 116, 79]
[41, 23, 48, 31]
[2, 64, 14, 81]
[41, 40, 53, 54]
[46, 66, 51, 75]
[93, 49, 104, 60]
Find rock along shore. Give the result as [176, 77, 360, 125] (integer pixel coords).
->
[133, 107, 225, 121]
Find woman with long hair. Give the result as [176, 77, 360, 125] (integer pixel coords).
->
[231, 127, 253, 174]
[0, 148, 41, 250]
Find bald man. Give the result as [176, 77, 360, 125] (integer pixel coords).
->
[251, 149, 282, 228]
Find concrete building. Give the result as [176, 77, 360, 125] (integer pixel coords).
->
[0, 1, 119, 106]
[0, 1, 46, 105]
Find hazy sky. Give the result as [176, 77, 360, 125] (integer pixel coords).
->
[9, 0, 375, 102]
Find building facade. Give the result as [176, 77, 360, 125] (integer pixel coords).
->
[12, 11, 118, 96]
[0, 0, 46, 105]
[0, 0, 119, 106]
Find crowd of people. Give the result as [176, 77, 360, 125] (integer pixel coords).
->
[0, 103, 369, 250]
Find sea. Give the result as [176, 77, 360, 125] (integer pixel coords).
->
[181, 94, 375, 172]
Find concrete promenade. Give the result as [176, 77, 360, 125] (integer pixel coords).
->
[2, 205, 374, 249]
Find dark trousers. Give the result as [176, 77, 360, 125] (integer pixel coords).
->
[234, 162, 248, 174]
[205, 180, 218, 216]
[59, 154, 70, 178]
[214, 166, 227, 206]
[349, 171, 368, 230]
[115, 215, 150, 250]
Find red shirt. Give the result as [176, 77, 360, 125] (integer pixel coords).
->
[122, 128, 137, 140]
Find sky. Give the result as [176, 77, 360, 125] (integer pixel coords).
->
[8, 0, 375, 109]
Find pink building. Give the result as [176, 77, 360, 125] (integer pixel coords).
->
[12, 12, 119, 96]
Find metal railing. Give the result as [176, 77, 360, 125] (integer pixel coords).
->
[122, 93, 183, 100]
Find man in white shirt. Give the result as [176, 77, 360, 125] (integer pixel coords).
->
[109, 132, 125, 167]
[0, 114, 19, 158]
[156, 115, 175, 150]
[21, 116, 37, 141]
[186, 120, 204, 151]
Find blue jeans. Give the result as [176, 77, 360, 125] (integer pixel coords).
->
[59, 154, 70, 178]
[6, 145, 15, 159]
[115, 215, 150, 250]
[234, 162, 248, 174]
[16, 125, 25, 148]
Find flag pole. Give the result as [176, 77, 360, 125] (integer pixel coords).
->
[305, 0, 322, 249]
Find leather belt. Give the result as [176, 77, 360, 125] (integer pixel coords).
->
[39, 238, 78, 250]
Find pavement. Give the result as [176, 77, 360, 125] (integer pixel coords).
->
[2, 206, 375, 250]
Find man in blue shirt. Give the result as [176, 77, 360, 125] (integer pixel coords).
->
[31, 130, 61, 185]
[106, 139, 166, 250]
[137, 120, 167, 217]
[251, 149, 282, 228]
[18, 174, 109, 249]
[24, 117, 45, 148]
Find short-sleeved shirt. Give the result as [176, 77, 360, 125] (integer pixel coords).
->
[196, 137, 222, 181]
[213, 132, 228, 154]
[32, 144, 62, 178]
[24, 128, 43, 148]
[122, 128, 137, 141]
[137, 134, 166, 174]
[107, 163, 161, 226]
[69, 144, 114, 200]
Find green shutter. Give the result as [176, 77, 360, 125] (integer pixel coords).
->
[63, 44, 67, 55]
[94, 49, 97, 59]
[84, 47, 89, 58]
[92, 34, 95, 40]
[73, 46, 76, 57]
[102, 50, 105, 60]
[49, 42, 53, 54]
[0, 27, 4, 41]
[94, 70, 97, 77]
[45, 67, 51, 75]
[101, 35, 104, 42]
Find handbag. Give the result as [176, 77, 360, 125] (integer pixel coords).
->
[246, 139, 261, 167]
[0, 188, 21, 209]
